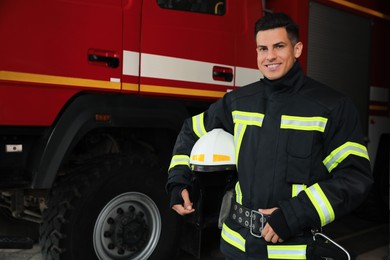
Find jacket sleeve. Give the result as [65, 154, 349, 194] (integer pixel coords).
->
[279, 97, 373, 235]
[166, 94, 234, 193]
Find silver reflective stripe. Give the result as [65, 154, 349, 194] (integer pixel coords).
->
[323, 141, 370, 172]
[305, 183, 335, 226]
[232, 110, 264, 127]
[234, 123, 246, 166]
[280, 115, 328, 132]
[221, 223, 246, 252]
[168, 155, 190, 171]
[267, 245, 307, 259]
[292, 184, 307, 197]
[192, 113, 207, 138]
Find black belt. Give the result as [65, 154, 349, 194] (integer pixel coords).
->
[229, 201, 269, 238]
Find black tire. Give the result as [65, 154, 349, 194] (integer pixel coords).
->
[39, 155, 180, 260]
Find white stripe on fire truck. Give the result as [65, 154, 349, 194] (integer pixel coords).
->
[122, 51, 140, 77]
[235, 66, 263, 86]
[140, 53, 234, 86]
[370, 86, 388, 103]
[123, 51, 260, 87]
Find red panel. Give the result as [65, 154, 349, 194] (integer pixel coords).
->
[0, 0, 122, 81]
[141, 1, 238, 65]
[0, 83, 78, 126]
[235, 0, 263, 69]
[0, 0, 124, 126]
[122, 0, 142, 54]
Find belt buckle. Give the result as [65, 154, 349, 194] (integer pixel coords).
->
[250, 210, 265, 238]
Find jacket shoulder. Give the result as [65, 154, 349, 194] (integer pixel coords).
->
[299, 77, 348, 111]
[226, 81, 263, 101]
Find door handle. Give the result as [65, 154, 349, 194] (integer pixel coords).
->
[88, 49, 120, 68]
[213, 66, 233, 82]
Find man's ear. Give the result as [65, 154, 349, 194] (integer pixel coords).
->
[294, 41, 303, 59]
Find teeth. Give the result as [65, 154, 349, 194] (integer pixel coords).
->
[267, 64, 278, 69]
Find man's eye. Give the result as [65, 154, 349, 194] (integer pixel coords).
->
[276, 44, 285, 49]
[258, 47, 267, 52]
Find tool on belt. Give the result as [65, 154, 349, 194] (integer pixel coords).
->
[307, 230, 353, 260]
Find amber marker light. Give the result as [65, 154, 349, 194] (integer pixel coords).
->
[95, 114, 111, 122]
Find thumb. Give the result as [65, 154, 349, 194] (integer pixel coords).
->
[181, 189, 193, 210]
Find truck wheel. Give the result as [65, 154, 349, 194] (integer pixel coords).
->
[40, 155, 179, 260]
[93, 192, 161, 259]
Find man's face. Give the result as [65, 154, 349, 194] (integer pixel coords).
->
[256, 27, 303, 80]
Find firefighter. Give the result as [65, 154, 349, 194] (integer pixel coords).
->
[166, 12, 373, 259]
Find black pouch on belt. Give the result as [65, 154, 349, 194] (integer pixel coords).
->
[306, 232, 356, 260]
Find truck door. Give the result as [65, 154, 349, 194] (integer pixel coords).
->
[138, 1, 238, 99]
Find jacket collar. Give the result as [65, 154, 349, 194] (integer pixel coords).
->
[261, 61, 305, 97]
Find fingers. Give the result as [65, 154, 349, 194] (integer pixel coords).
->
[181, 189, 193, 211]
[171, 204, 195, 215]
[171, 189, 195, 216]
[258, 207, 278, 215]
[259, 208, 283, 243]
[262, 223, 283, 243]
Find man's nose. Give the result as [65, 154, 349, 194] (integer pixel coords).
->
[266, 49, 277, 61]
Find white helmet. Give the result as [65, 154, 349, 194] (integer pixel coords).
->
[190, 128, 236, 172]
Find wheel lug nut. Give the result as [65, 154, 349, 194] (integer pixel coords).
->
[117, 207, 124, 214]
[107, 217, 114, 224]
[108, 243, 115, 250]
[118, 248, 125, 255]
[104, 231, 111, 237]
[129, 205, 135, 212]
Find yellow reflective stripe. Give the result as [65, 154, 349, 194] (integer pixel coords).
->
[232, 110, 264, 127]
[221, 223, 246, 252]
[0, 70, 121, 90]
[168, 155, 190, 171]
[192, 113, 207, 138]
[292, 184, 307, 197]
[191, 154, 204, 163]
[234, 123, 246, 167]
[235, 181, 242, 204]
[305, 183, 335, 226]
[213, 154, 230, 162]
[323, 141, 370, 172]
[281, 115, 328, 132]
[267, 245, 307, 259]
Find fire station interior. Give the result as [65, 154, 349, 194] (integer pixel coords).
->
[0, 0, 389, 259]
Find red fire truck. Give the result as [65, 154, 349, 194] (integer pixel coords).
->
[0, 0, 388, 259]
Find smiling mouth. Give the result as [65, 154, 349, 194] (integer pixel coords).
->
[266, 64, 280, 70]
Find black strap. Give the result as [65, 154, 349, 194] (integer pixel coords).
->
[229, 201, 268, 237]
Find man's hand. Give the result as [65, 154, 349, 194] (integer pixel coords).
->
[171, 189, 195, 215]
[259, 208, 283, 243]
